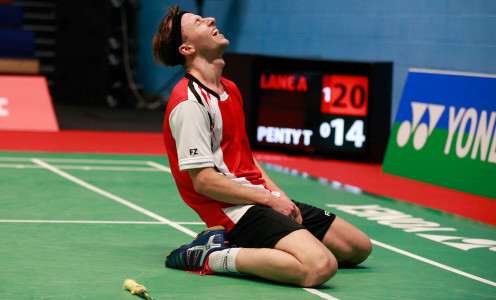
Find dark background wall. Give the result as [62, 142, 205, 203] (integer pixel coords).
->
[137, 0, 496, 124]
[4, 0, 495, 132]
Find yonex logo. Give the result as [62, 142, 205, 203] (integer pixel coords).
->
[396, 102, 445, 150]
[397, 102, 496, 162]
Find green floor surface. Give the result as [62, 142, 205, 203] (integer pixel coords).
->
[0, 151, 494, 299]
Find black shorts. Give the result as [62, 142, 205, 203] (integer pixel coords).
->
[226, 200, 336, 249]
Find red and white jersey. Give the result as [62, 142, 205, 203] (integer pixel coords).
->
[163, 72, 268, 232]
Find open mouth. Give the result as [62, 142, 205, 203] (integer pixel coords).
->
[212, 28, 219, 36]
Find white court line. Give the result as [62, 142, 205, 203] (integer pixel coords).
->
[31, 158, 197, 238]
[54, 166, 161, 172]
[0, 164, 162, 172]
[0, 157, 42, 162]
[0, 157, 151, 164]
[0, 220, 206, 225]
[371, 239, 496, 287]
[0, 164, 39, 169]
[146, 161, 172, 173]
[0, 220, 165, 224]
[303, 288, 340, 300]
[30, 158, 335, 300]
[177, 222, 205, 225]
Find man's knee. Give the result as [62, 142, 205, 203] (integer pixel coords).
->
[340, 236, 373, 267]
[323, 217, 373, 267]
[275, 229, 338, 287]
[299, 249, 338, 287]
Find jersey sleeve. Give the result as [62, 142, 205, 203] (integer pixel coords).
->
[169, 100, 215, 171]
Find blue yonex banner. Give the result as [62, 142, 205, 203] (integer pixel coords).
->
[383, 69, 496, 199]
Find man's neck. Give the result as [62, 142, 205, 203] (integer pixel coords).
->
[188, 57, 226, 94]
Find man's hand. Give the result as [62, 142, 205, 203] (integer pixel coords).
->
[253, 157, 302, 224]
[189, 166, 303, 224]
[267, 192, 303, 224]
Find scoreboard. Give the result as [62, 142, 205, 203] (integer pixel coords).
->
[223, 54, 392, 162]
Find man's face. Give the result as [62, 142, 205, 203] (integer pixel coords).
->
[180, 13, 229, 56]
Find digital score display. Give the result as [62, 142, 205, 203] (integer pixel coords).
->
[221, 54, 392, 162]
[255, 72, 370, 157]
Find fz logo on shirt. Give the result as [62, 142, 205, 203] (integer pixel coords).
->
[189, 148, 198, 155]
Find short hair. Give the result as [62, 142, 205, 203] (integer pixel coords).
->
[152, 5, 187, 67]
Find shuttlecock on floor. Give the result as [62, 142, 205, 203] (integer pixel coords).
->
[123, 279, 155, 300]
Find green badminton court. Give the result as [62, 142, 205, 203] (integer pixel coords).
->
[0, 151, 495, 299]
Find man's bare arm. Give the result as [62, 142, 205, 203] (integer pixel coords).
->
[253, 157, 285, 196]
[188, 167, 301, 222]
[253, 157, 302, 223]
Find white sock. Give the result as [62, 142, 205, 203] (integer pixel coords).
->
[208, 247, 241, 274]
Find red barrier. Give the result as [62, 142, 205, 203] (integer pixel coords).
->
[0, 75, 58, 131]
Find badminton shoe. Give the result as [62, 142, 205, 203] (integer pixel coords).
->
[165, 226, 228, 273]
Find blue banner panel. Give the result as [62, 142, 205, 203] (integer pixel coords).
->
[383, 69, 496, 199]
